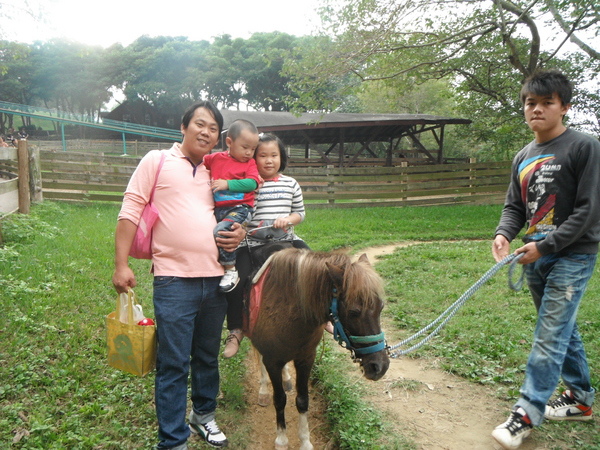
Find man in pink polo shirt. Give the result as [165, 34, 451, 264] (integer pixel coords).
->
[112, 101, 244, 450]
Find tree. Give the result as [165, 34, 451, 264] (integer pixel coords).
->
[0, 41, 34, 132]
[241, 32, 300, 111]
[31, 40, 114, 118]
[121, 36, 209, 116]
[194, 35, 245, 109]
[285, 0, 600, 158]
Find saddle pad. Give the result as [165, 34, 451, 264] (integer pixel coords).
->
[244, 265, 271, 338]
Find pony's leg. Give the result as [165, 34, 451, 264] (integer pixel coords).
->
[298, 413, 313, 450]
[257, 354, 272, 406]
[263, 358, 289, 450]
[294, 358, 315, 450]
[258, 358, 293, 406]
[283, 362, 293, 392]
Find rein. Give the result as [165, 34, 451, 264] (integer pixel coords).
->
[329, 288, 386, 359]
[387, 252, 525, 358]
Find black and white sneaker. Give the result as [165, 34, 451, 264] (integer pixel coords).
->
[545, 389, 593, 421]
[491, 408, 533, 449]
[219, 269, 239, 293]
[189, 416, 228, 448]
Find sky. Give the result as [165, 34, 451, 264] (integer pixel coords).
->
[2, 0, 322, 47]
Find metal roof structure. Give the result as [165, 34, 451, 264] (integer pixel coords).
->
[220, 110, 472, 166]
[0, 101, 181, 154]
[1, 100, 472, 165]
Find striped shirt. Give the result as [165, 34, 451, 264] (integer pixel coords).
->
[243, 174, 306, 246]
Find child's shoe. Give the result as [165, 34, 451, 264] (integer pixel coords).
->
[219, 269, 239, 293]
[223, 330, 243, 358]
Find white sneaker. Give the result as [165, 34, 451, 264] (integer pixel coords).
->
[545, 390, 593, 421]
[491, 408, 533, 449]
[219, 269, 239, 293]
[189, 414, 228, 448]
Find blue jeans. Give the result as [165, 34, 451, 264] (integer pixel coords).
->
[213, 205, 251, 266]
[516, 252, 596, 426]
[153, 276, 227, 449]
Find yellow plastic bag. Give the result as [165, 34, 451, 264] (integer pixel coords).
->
[106, 290, 156, 377]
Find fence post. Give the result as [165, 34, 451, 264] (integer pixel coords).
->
[400, 161, 408, 201]
[469, 157, 477, 196]
[17, 140, 30, 214]
[29, 145, 43, 203]
[326, 165, 335, 205]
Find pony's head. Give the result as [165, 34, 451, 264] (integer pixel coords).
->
[326, 253, 390, 381]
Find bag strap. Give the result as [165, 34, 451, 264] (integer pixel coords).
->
[116, 289, 139, 325]
[149, 152, 167, 203]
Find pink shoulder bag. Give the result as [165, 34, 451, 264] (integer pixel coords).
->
[129, 152, 166, 259]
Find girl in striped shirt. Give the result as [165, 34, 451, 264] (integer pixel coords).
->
[223, 133, 309, 358]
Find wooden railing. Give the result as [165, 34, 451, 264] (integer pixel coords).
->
[38, 150, 511, 208]
[289, 161, 510, 208]
[0, 147, 19, 215]
[0, 141, 41, 215]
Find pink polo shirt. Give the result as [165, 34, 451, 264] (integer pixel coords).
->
[118, 143, 223, 277]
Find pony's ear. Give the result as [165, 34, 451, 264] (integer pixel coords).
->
[325, 262, 345, 287]
[357, 253, 370, 265]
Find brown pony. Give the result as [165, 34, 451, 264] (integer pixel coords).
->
[245, 245, 390, 450]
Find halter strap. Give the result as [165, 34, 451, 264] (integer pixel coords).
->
[329, 289, 386, 357]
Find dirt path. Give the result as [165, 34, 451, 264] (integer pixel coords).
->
[234, 244, 549, 449]
[240, 351, 333, 450]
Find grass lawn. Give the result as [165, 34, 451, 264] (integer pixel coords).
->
[0, 201, 598, 448]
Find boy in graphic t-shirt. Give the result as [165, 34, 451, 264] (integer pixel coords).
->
[491, 70, 600, 450]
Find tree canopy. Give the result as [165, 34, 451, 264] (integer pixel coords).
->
[1, 0, 598, 160]
[285, 0, 599, 158]
[0, 32, 305, 134]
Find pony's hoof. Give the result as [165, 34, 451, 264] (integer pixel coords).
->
[258, 393, 271, 406]
[275, 444, 288, 450]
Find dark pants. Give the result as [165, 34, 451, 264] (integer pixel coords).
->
[153, 276, 227, 448]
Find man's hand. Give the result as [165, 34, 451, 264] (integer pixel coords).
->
[112, 266, 136, 294]
[216, 222, 245, 251]
[514, 242, 541, 264]
[492, 234, 511, 262]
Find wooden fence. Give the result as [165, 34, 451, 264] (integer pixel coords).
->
[0, 141, 42, 215]
[33, 139, 171, 156]
[38, 150, 511, 208]
[0, 147, 19, 215]
[291, 161, 511, 208]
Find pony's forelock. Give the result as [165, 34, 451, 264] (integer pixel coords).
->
[343, 259, 385, 309]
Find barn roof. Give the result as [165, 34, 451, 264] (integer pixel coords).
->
[220, 110, 471, 146]
[219, 110, 471, 165]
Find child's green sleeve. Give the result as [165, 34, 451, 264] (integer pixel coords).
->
[227, 178, 258, 192]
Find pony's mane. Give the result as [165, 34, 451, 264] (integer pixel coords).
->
[264, 249, 384, 323]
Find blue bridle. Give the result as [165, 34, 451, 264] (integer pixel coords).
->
[329, 288, 386, 358]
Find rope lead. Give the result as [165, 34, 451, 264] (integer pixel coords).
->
[388, 252, 525, 358]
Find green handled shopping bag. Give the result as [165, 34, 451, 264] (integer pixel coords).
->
[106, 290, 156, 377]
